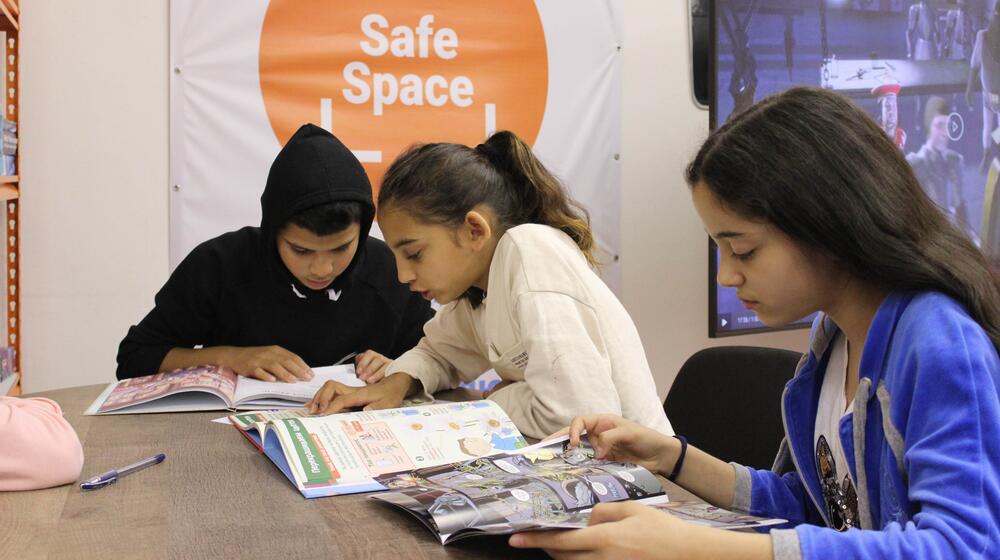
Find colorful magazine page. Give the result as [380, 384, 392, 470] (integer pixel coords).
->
[652, 501, 787, 530]
[222, 417, 337, 498]
[229, 408, 310, 430]
[371, 435, 668, 545]
[255, 400, 528, 498]
[226, 408, 312, 452]
[84, 364, 364, 415]
[89, 366, 239, 414]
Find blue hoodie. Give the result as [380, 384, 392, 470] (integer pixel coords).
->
[731, 292, 1000, 559]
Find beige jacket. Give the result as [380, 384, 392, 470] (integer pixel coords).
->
[386, 224, 672, 439]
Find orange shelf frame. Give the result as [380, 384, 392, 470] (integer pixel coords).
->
[0, 1, 15, 31]
[2, 7, 19, 390]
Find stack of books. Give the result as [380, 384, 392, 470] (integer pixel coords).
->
[0, 346, 14, 381]
[0, 117, 15, 175]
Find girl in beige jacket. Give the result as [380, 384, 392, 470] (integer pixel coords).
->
[308, 131, 672, 440]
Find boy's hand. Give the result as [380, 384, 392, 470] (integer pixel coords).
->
[227, 345, 313, 383]
[355, 350, 393, 383]
[306, 373, 415, 415]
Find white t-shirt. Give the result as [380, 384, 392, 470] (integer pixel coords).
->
[814, 333, 859, 530]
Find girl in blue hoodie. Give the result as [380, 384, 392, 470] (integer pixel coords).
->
[512, 87, 1000, 559]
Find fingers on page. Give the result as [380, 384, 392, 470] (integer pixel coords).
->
[252, 368, 277, 382]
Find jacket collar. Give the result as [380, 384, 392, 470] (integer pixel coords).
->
[781, 292, 914, 525]
[803, 291, 912, 391]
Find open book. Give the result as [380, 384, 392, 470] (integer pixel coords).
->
[84, 364, 363, 415]
[228, 400, 528, 498]
[650, 501, 786, 530]
[371, 436, 785, 544]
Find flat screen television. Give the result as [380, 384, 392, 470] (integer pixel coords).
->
[709, 0, 1000, 336]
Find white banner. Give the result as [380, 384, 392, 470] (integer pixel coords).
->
[169, 0, 623, 291]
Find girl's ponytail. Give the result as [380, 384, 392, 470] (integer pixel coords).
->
[380, 131, 599, 267]
[477, 131, 597, 266]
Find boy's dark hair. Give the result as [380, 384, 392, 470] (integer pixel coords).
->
[378, 130, 597, 267]
[283, 201, 364, 236]
[685, 86, 1000, 350]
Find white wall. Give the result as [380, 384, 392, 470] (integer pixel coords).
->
[20, 0, 806, 395]
[20, 1, 169, 392]
[619, 1, 808, 396]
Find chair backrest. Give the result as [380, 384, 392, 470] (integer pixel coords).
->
[664, 346, 802, 470]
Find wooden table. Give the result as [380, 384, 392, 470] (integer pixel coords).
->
[0, 384, 699, 559]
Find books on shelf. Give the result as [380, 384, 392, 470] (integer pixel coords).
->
[0, 346, 13, 381]
[0, 370, 15, 395]
[0, 117, 15, 176]
[371, 435, 786, 544]
[228, 399, 529, 498]
[84, 364, 363, 415]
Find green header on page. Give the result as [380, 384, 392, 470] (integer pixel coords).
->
[283, 418, 332, 484]
[231, 413, 257, 429]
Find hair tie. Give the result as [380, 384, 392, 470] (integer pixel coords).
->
[668, 435, 688, 482]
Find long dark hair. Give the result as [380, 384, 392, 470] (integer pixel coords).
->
[686, 86, 1000, 350]
[378, 130, 597, 266]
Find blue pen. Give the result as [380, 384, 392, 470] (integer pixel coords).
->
[80, 453, 166, 491]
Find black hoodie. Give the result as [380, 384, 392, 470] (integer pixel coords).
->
[116, 125, 434, 379]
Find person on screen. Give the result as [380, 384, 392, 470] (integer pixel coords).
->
[0, 396, 83, 490]
[906, 96, 976, 243]
[116, 125, 434, 383]
[306, 131, 672, 440]
[907, 0, 940, 60]
[872, 82, 907, 150]
[943, 0, 974, 60]
[966, 2, 1000, 172]
[512, 87, 1000, 559]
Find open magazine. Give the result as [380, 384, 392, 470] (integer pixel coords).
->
[651, 501, 786, 530]
[370, 436, 785, 544]
[84, 364, 363, 415]
[229, 400, 529, 498]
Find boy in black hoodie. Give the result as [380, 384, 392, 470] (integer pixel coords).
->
[116, 124, 433, 382]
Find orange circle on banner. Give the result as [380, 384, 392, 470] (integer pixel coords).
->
[259, 1, 548, 199]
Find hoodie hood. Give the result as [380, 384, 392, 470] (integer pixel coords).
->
[260, 124, 375, 295]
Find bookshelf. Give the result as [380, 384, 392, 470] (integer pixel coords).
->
[1, 1, 18, 396]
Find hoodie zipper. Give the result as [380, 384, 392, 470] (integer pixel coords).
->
[780, 370, 833, 527]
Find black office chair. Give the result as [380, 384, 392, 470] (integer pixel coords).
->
[663, 346, 803, 470]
